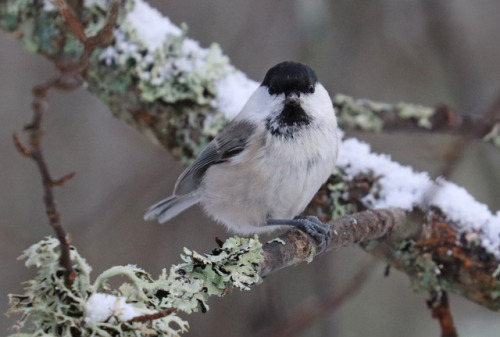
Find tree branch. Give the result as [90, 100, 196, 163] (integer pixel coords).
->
[13, 76, 76, 286]
[427, 291, 459, 337]
[261, 208, 407, 277]
[3, 0, 500, 315]
[333, 94, 500, 147]
[9, 0, 122, 287]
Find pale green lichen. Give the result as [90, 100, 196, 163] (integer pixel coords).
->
[90, 1, 231, 107]
[7, 236, 264, 337]
[334, 94, 437, 131]
[1, 0, 233, 163]
[396, 102, 434, 129]
[409, 253, 441, 293]
[492, 264, 500, 278]
[6, 238, 91, 336]
[483, 123, 500, 148]
[1, 0, 84, 56]
[325, 167, 366, 220]
[334, 94, 385, 132]
[82, 0, 232, 162]
[392, 240, 442, 295]
[327, 173, 348, 219]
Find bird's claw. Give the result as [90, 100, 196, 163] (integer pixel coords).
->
[267, 215, 331, 253]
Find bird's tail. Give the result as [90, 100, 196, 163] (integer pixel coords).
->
[144, 194, 199, 223]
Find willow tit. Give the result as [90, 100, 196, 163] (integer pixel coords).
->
[145, 61, 339, 251]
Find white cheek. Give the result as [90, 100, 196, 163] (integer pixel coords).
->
[233, 86, 282, 123]
[302, 84, 337, 123]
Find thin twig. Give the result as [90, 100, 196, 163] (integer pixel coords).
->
[14, 77, 77, 286]
[127, 308, 177, 323]
[12, 133, 32, 157]
[13, 0, 121, 287]
[54, 0, 119, 74]
[53, 0, 87, 43]
[427, 291, 458, 337]
[333, 95, 500, 147]
[52, 172, 76, 187]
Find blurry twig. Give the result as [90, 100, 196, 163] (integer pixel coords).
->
[127, 308, 176, 323]
[436, 93, 500, 180]
[427, 291, 458, 337]
[334, 96, 500, 148]
[421, 0, 478, 114]
[421, 92, 500, 210]
[11, 0, 120, 286]
[416, 94, 500, 334]
[260, 262, 375, 337]
[54, 0, 119, 73]
[13, 78, 78, 286]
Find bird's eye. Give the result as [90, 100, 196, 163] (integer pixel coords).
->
[308, 84, 315, 93]
[268, 86, 275, 94]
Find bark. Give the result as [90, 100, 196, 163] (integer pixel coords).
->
[2, 0, 500, 313]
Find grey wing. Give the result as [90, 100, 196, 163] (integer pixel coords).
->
[174, 120, 256, 195]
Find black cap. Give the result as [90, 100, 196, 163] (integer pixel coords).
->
[260, 61, 318, 96]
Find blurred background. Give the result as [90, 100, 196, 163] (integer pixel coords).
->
[2, 0, 500, 336]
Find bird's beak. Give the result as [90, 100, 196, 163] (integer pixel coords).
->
[285, 91, 300, 104]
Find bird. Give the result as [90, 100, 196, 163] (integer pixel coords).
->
[144, 61, 340, 252]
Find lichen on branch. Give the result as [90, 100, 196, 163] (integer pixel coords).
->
[7, 236, 263, 337]
[3, 0, 500, 327]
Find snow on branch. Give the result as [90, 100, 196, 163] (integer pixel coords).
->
[3, 0, 500, 332]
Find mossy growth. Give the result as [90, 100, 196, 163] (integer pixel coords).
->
[392, 239, 442, 294]
[324, 167, 381, 220]
[333, 94, 385, 132]
[396, 102, 434, 129]
[7, 236, 264, 337]
[1, 0, 233, 163]
[483, 123, 500, 148]
[0, 0, 91, 57]
[326, 168, 350, 220]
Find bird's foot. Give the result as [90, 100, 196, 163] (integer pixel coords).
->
[266, 216, 331, 253]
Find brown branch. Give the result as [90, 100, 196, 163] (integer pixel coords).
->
[4, 0, 500, 318]
[427, 291, 458, 337]
[53, 0, 87, 43]
[14, 77, 77, 286]
[54, 0, 119, 74]
[261, 263, 375, 337]
[127, 308, 176, 323]
[52, 172, 76, 187]
[334, 95, 500, 146]
[12, 133, 32, 158]
[12, 0, 121, 287]
[86, 0, 119, 50]
[260, 208, 407, 277]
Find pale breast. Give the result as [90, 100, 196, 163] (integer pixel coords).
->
[200, 124, 338, 234]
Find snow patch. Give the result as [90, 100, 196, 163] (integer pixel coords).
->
[214, 71, 259, 118]
[84, 293, 141, 323]
[338, 138, 500, 256]
[125, 0, 182, 51]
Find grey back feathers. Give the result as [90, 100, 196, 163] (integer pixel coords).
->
[174, 120, 256, 195]
[144, 120, 256, 222]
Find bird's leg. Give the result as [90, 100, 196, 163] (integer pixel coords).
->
[266, 216, 331, 253]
